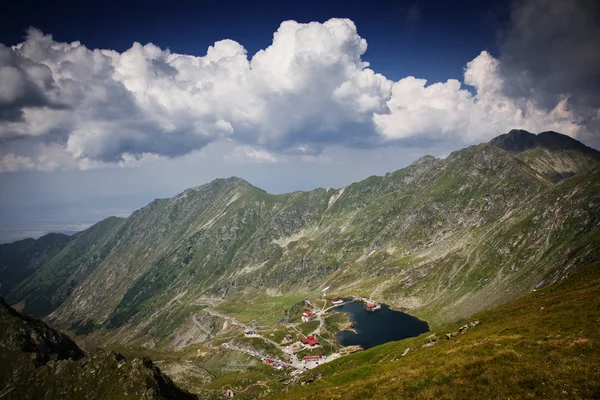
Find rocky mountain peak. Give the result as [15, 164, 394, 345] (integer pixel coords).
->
[489, 129, 600, 158]
[489, 129, 538, 154]
[536, 131, 600, 156]
[191, 176, 261, 195]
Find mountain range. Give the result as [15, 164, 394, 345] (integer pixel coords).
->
[1, 129, 599, 349]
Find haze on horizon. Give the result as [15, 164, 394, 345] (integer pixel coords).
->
[1, 0, 599, 243]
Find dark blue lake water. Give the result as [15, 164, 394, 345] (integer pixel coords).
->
[334, 302, 429, 350]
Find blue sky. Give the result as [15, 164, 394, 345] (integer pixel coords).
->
[0, 0, 598, 242]
[2, 0, 505, 83]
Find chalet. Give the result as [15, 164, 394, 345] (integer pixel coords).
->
[301, 335, 320, 347]
[243, 328, 256, 335]
[364, 302, 381, 312]
[302, 355, 323, 362]
[331, 297, 344, 305]
[302, 311, 315, 322]
[280, 334, 294, 345]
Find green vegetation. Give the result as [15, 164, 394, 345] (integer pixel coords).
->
[275, 261, 600, 399]
[214, 294, 308, 326]
[0, 130, 599, 373]
[0, 233, 71, 298]
[296, 320, 319, 336]
[232, 335, 284, 359]
[0, 131, 599, 398]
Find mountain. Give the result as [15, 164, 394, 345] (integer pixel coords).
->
[2, 129, 600, 348]
[273, 260, 600, 399]
[0, 297, 195, 399]
[0, 233, 71, 298]
[490, 129, 600, 182]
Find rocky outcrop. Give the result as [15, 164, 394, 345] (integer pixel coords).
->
[0, 297, 84, 365]
[0, 298, 195, 399]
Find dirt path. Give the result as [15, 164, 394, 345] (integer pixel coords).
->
[222, 381, 270, 394]
[191, 313, 213, 339]
[204, 308, 249, 329]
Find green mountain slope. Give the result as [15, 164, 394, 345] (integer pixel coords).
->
[3, 130, 600, 348]
[0, 297, 195, 399]
[6, 216, 126, 319]
[0, 233, 71, 298]
[273, 260, 600, 399]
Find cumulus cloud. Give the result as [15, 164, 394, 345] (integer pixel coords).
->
[374, 51, 581, 141]
[0, 14, 598, 172]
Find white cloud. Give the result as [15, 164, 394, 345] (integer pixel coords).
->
[373, 51, 581, 142]
[0, 18, 597, 173]
[225, 145, 278, 164]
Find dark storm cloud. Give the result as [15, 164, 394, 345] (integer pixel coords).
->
[499, 0, 600, 146]
[0, 44, 66, 123]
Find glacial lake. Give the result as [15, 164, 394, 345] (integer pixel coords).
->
[334, 302, 429, 349]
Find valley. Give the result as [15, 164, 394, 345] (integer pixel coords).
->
[1, 129, 599, 398]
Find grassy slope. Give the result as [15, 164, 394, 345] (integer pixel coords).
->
[3, 139, 600, 348]
[0, 233, 71, 298]
[275, 261, 600, 400]
[6, 216, 125, 318]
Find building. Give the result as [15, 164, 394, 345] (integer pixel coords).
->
[301, 335, 320, 347]
[331, 297, 344, 305]
[302, 355, 323, 362]
[301, 311, 315, 322]
[364, 302, 381, 312]
[243, 328, 256, 335]
[280, 334, 294, 345]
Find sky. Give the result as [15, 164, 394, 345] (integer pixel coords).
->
[0, 0, 599, 242]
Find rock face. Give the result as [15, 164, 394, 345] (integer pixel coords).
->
[1, 129, 600, 343]
[0, 298, 195, 399]
[489, 129, 539, 154]
[489, 129, 600, 156]
[0, 296, 84, 365]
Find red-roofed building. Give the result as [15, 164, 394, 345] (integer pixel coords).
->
[302, 355, 323, 361]
[301, 335, 320, 347]
[301, 311, 315, 322]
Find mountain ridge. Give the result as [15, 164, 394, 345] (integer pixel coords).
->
[0, 129, 599, 350]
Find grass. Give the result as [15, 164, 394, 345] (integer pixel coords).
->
[214, 293, 308, 326]
[273, 261, 600, 400]
[296, 320, 320, 336]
